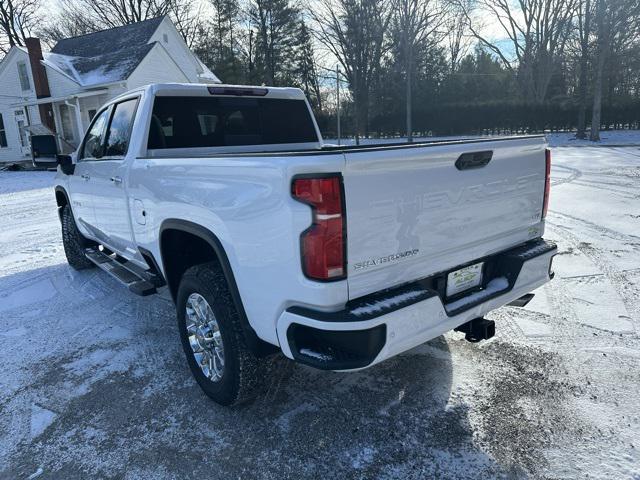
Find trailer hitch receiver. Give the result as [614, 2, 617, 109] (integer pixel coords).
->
[454, 318, 496, 343]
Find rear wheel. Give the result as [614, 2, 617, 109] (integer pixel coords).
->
[61, 204, 95, 270]
[176, 262, 263, 406]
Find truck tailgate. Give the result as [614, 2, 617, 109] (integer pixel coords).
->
[343, 137, 547, 299]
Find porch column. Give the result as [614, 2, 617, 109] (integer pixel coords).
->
[73, 97, 84, 144]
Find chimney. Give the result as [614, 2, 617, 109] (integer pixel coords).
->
[24, 37, 56, 133]
[24, 37, 51, 99]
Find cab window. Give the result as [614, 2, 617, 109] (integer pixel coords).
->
[104, 99, 138, 157]
[81, 108, 110, 160]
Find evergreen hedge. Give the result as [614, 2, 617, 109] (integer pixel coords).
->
[317, 101, 640, 138]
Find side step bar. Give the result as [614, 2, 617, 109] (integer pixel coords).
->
[84, 248, 165, 296]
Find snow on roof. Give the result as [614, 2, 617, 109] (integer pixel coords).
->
[43, 17, 164, 87]
[43, 43, 155, 87]
[41, 16, 221, 87]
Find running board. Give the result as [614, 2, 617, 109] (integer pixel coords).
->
[84, 248, 163, 296]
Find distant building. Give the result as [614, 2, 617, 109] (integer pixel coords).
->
[0, 16, 220, 162]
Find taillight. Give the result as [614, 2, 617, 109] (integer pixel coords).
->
[542, 148, 551, 219]
[292, 174, 346, 281]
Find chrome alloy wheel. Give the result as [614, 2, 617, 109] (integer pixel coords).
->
[185, 293, 225, 382]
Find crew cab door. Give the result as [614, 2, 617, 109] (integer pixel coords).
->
[87, 97, 139, 257]
[67, 107, 111, 237]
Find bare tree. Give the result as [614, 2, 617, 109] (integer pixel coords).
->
[588, 0, 640, 140]
[171, 0, 205, 48]
[459, 0, 578, 102]
[59, 0, 171, 29]
[574, 0, 593, 139]
[41, 0, 201, 47]
[310, 0, 391, 142]
[0, 0, 39, 54]
[445, 0, 472, 73]
[391, 0, 446, 141]
[38, 8, 97, 47]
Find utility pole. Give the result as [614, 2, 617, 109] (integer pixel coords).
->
[336, 64, 341, 145]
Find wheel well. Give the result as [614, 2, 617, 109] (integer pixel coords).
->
[159, 222, 280, 358]
[56, 190, 68, 208]
[55, 189, 69, 221]
[160, 228, 221, 301]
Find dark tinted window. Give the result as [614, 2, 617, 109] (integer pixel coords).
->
[0, 114, 6, 147]
[148, 97, 317, 149]
[81, 108, 110, 159]
[105, 99, 137, 157]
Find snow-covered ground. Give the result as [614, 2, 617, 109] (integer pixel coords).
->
[325, 129, 640, 148]
[1, 147, 639, 479]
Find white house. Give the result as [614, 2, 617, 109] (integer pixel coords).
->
[0, 16, 220, 162]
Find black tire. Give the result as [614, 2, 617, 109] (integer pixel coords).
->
[61, 204, 96, 270]
[176, 262, 263, 406]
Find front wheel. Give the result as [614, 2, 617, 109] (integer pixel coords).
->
[61, 204, 95, 270]
[176, 263, 263, 406]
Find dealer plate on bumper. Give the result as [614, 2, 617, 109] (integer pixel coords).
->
[446, 262, 484, 297]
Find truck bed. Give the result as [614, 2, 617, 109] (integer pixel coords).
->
[144, 135, 544, 158]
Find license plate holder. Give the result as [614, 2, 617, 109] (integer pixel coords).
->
[446, 262, 484, 297]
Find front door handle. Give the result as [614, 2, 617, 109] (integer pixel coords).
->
[110, 176, 123, 185]
[81, 174, 90, 181]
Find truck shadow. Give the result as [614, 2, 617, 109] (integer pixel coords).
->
[0, 264, 506, 480]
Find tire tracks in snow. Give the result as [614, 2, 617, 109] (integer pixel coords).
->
[545, 222, 640, 334]
[548, 211, 640, 247]
[569, 180, 640, 199]
[551, 164, 582, 186]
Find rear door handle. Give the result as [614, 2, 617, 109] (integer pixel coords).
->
[81, 174, 90, 181]
[110, 176, 123, 185]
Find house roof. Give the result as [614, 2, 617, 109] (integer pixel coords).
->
[39, 16, 220, 88]
[43, 16, 166, 88]
[44, 43, 155, 87]
[51, 16, 165, 57]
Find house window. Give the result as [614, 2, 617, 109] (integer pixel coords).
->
[17, 62, 31, 91]
[0, 114, 7, 147]
[163, 33, 168, 43]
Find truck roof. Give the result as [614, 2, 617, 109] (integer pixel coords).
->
[148, 83, 306, 100]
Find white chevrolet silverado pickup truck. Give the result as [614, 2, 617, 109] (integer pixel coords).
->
[54, 83, 556, 405]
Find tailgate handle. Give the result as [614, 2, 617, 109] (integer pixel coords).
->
[455, 151, 493, 170]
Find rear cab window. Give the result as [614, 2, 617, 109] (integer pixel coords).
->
[147, 96, 318, 150]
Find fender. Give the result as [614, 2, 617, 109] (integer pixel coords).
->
[159, 219, 278, 357]
[54, 186, 71, 222]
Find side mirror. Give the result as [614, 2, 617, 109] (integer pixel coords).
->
[56, 154, 75, 175]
